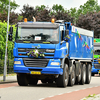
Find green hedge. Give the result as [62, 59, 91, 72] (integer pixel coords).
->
[0, 59, 14, 74]
[0, 21, 16, 60]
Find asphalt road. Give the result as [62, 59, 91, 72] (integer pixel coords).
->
[0, 76, 100, 100]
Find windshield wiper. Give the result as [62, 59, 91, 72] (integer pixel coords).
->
[45, 41, 55, 44]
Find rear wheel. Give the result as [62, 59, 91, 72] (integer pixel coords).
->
[86, 64, 92, 84]
[17, 73, 28, 86]
[68, 64, 76, 86]
[79, 64, 86, 85]
[75, 64, 81, 84]
[56, 64, 69, 87]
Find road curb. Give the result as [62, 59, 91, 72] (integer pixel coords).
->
[0, 81, 17, 84]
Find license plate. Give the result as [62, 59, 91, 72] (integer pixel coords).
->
[99, 70, 100, 73]
[30, 71, 41, 75]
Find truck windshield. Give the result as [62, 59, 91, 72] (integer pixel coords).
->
[16, 27, 59, 43]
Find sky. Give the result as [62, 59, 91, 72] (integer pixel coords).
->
[14, 0, 100, 13]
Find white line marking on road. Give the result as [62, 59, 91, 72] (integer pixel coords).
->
[58, 93, 63, 95]
[39, 98, 45, 100]
[48, 95, 55, 97]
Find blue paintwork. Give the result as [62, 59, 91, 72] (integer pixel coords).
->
[14, 58, 63, 75]
[13, 22, 93, 75]
[92, 59, 100, 74]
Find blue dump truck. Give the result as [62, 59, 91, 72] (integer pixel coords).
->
[92, 39, 100, 76]
[8, 19, 93, 87]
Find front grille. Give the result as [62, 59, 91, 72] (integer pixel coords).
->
[94, 64, 100, 69]
[23, 58, 49, 67]
[18, 48, 54, 57]
[18, 48, 55, 53]
[18, 48, 46, 52]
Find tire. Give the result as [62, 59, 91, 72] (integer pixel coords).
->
[56, 64, 69, 87]
[17, 74, 28, 86]
[79, 64, 86, 85]
[85, 64, 92, 84]
[29, 77, 38, 85]
[75, 64, 81, 84]
[91, 73, 95, 76]
[68, 64, 76, 86]
[41, 79, 47, 83]
[47, 79, 53, 84]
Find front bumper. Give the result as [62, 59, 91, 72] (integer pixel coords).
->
[13, 58, 63, 75]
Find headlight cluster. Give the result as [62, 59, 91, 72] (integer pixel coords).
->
[51, 62, 60, 65]
[14, 61, 21, 64]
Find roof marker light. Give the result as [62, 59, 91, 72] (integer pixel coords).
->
[51, 18, 55, 23]
[24, 18, 27, 22]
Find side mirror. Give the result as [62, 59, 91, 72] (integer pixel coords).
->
[9, 26, 13, 34]
[64, 30, 70, 42]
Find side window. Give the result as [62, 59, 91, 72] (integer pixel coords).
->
[60, 26, 64, 41]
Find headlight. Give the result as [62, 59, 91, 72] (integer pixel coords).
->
[14, 61, 21, 64]
[51, 62, 60, 65]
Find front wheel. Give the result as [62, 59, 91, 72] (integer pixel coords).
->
[17, 74, 28, 86]
[29, 77, 38, 85]
[56, 64, 69, 87]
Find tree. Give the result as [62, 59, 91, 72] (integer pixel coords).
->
[0, 0, 19, 13]
[77, 0, 100, 16]
[52, 4, 64, 13]
[35, 5, 46, 11]
[21, 4, 37, 21]
[76, 11, 100, 37]
[36, 9, 51, 22]
[0, 21, 16, 59]
[0, 11, 23, 24]
[68, 7, 77, 24]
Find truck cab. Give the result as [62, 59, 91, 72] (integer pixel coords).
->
[92, 39, 100, 76]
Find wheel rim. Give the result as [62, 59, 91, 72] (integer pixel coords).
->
[79, 68, 81, 81]
[65, 65, 69, 86]
[83, 65, 86, 82]
[72, 65, 75, 84]
[88, 65, 91, 81]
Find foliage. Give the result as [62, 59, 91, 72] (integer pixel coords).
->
[52, 4, 64, 13]
[76, 11, 100, 37]
[35, 5, 46, 11]
[76, 0, 100, 20]
[0, 59, 14, 74]
[0, 11, 23, 24]
[0, 21, 16, 59]
[21, 4, 37, 21]
[0, 0, 19, 13]
[36, 9, 51, 22]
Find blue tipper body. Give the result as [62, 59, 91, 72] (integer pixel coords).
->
[13, 22, 93, 75]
